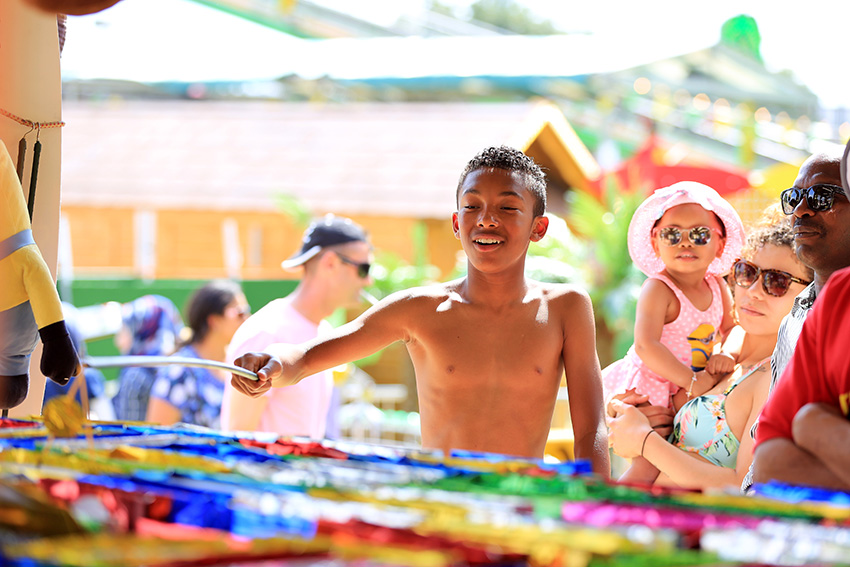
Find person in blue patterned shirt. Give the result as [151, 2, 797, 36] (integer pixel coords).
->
[146, 280, 249, 428]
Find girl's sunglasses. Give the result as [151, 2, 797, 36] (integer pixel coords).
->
[653, 226, 720, 247]
[732, 259, 811, 297]
[780, 183, 846, 215]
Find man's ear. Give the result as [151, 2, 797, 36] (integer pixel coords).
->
[530, 215, 549, 242]
[452, 212, 460, 240]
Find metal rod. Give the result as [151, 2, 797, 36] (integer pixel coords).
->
[82, 355, 259, 381]
[360, 289, 379, 306]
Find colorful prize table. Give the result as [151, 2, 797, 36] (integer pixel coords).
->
[1, 417, 850, 566]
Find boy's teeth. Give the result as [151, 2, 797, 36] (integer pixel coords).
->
[475, 238, 500, 244]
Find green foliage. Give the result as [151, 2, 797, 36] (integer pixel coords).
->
[720, 15, 762, 62]
[274, 193, 313, 228]
[427, 0, 456, 17]
[566, 181, 643, 297]
[564, 181, 646, 359]
[523, 181, 645, 360]
[367, 221, 442, 301]
[526, 214, 589, 286]
[468, 0, 562, 35]
[368, 252, 442, 300]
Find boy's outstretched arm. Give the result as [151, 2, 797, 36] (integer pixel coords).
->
[231, 293, 411, 397]
[563, 289, 610, 478]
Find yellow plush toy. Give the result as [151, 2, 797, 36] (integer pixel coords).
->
[0, 139, 80, 409]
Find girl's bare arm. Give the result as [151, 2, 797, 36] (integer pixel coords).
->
[632, 279, 698, 390]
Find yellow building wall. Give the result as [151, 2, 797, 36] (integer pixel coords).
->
[61, 206, 463, 281]
[62, 206, 135, 274]
[726, 187, 785, 229]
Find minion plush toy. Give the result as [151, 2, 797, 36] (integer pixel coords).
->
[0, 140, 80, 409]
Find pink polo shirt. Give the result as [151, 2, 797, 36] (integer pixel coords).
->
[223, 297, 333, 439]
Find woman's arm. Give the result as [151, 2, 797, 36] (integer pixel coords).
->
[146, 396, 181, 425]
[609, 400, 739, 490]
[640, 429, 739, 489]
[619, 456, 661, 485]
[224, 387, 269, 431]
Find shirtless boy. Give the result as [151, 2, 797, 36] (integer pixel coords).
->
[231, 146, 610, 475]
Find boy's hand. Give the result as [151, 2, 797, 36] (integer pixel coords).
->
[705, 352, 735, 377]
[231, 352, 280, 398]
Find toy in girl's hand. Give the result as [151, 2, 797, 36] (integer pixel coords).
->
[0, 140, 80, 409]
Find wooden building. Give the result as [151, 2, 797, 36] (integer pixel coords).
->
[59, 99, 600, 281]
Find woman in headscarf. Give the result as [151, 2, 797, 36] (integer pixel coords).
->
[111, 295, 184, 421]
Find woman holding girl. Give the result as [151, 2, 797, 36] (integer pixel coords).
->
[608, 209, 812, 489]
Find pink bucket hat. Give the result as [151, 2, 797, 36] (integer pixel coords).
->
[627, 181, 745, 277]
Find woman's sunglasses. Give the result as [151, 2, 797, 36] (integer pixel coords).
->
[732, 259, 811, 297]
[780, 183, 846, 215]
[652, 226, 720, 247]
[335, 252, 371, 279]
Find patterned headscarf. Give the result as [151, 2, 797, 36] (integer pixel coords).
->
[121, 295, 184, 356]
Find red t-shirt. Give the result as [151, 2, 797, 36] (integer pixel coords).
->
[756, 267, 850, 446]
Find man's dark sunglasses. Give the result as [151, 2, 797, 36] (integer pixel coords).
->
[780, 183, 846, 215]
[732, 259, 811, 297]
[335, 252, 370, 278]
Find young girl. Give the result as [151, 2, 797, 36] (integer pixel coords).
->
[602, 181, 745, 408]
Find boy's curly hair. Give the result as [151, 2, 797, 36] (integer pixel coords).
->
[456, 146, 547, 217]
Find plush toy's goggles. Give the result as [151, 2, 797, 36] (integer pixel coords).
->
[732, 259, 811, 297]
[652, 226, 720, 247]
[780, 183, 846, 215]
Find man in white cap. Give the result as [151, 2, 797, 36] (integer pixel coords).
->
[222, 214, 373, 437]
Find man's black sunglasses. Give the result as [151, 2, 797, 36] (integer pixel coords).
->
[335, 252, 370, 278]
[780, 183, 846, 215]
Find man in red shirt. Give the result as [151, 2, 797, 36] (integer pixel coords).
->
[753, 142, 850, 491]
[754, 267, 850, 490]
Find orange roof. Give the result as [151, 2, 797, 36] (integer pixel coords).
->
[61, 99, 599, 219]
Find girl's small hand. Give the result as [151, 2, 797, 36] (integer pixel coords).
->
[706, 352, 735, 377]
[608, 399, 654, 459]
